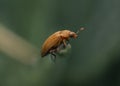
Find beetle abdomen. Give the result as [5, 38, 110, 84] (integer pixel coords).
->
[41, 31, 62, 57]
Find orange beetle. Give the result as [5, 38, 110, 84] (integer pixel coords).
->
[41, 27, 84, 61]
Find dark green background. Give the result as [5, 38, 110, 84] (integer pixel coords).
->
[0, 0, 120, 86]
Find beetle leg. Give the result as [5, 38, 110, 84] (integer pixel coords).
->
[56, 46, 60, 52]
[63, 40, 67, 48]
[57, 41, 68, 51]
[51, 53, 56, 63]
[66, 40, 70, 45]
[49, 50, 56, 62]
[50, 53, 56, 63]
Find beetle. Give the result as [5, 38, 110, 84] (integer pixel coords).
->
[41, 27, 85, 61]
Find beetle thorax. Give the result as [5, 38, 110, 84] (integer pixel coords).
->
[60, 30, 71, 39]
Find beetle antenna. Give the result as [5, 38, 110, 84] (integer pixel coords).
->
[76, 27, 85, 35]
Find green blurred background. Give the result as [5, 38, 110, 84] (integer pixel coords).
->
[0, 0, 120, 86]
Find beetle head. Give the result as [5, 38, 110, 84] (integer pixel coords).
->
[69, 32, 78, 38]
